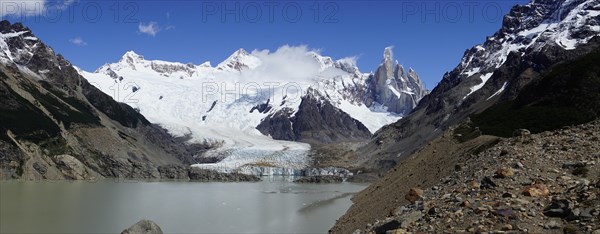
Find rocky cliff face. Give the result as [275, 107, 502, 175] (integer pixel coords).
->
[0, 20, 207, 180]
[354, 0, 600, 171]
[365, 47, 428, 115]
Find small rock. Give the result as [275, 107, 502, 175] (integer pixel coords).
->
[579, 208, 593, 220]
[427, 207, 439, 216]
[502, 192, 515, 198]
[543, 220, 561, 229]
[523, 184, 549, 197]
[468, 180, 480, 189]
[501, 224, 513, 231]
[571, 208, 581, 217]
[513, 129, 531, 137]
[495, 167, 515, 178]
[513, 198, 530, 204]
[579, 179, 591, 186]
[562, 162, 586, 169]
[405, 188, 424, 203]
[399, 211, 424, 228]
[543, 199, 572, 218]
[494, 208, 517, 218]
[514, 162, 524, 169]
[414, 200, 426, 211]
[480, 177, 497, 189]
[520, 179, 533, 186]
[374, 220, 401, 234]
[528, 209, 537, 217]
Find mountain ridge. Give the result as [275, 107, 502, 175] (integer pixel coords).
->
[0, 20, 219, 180]
[332, 0, 600, 231]
[353, 0, 600, 171]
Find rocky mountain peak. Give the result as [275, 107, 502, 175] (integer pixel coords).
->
[308, 51, 336, 70]
[0, 20, 27, 33]
[365, 47, 427, 115]
[0, 20, 43, 65]
[121, 50, 144, 60]
[233, 48, 249, 56]
[457, 0, 599, 83]
[217, 48, 261, 72]
[119, 51, 145, 70]
[383, 46, 394, 63]
[334, 57, 361, 76]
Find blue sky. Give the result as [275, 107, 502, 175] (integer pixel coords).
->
[2, 0, 528, 88]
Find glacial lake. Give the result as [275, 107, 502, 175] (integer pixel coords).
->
[0, 177, 367, 233]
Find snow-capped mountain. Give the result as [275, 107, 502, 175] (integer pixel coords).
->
[80, 46, 427, 173]
[0, 21, 205, 180]
[216, 48, 261, 72]
[354, 0, 600, 171]
[459, 0, 600, 98]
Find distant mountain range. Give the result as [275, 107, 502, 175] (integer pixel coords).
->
[81, 46, 428, 142]
[79, 44, 428, 172]
[0, 19, 428, 177]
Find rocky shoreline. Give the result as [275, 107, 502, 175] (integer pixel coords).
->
[1, 164, 262, 182]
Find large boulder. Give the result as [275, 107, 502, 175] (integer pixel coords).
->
[121, 219, 163, 234]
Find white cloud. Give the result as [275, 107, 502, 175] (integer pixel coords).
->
[210, 45, 356, 104]
[69, 37, 87, 46]
[241, 45, 322, 84]
[138, 22, 161, 37]
[0, 0, 46, 16]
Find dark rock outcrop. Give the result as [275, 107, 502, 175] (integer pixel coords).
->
[257, 89, 371, 144]
[293, 175, 343, 183]
[188, 167, 261, 182]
